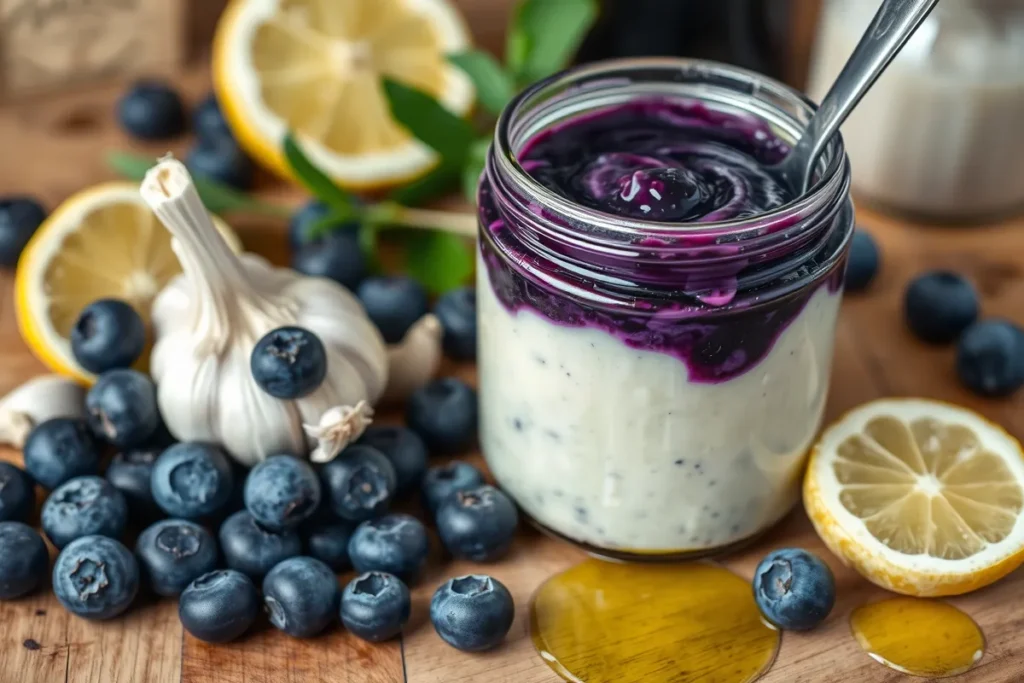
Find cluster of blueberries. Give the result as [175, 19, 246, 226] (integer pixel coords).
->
[846, 230, 1024, 397]
[117, 81, 253, 191]
[0, 254, 520, 650]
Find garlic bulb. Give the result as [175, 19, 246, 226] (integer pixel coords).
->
[0, 375, 86, 448]
[303, 401, 374, 463]
[140, 159, 388, 466]
[384, 314, 443, 402]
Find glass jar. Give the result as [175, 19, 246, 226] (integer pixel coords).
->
[807, 0, 1024, 221]
[476, 58, 853, 560]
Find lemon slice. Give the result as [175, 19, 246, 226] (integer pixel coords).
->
[14, 182, 241, 384]
[804, 398, 1024, 597]
[213, 0, 474, 191]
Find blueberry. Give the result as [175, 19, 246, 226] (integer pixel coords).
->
[142, 415, 178, 451]
[303, 520, 355, 571]
[289, 200, 359, 250]
[292, 233, 367, 291]
[434, 287, 477, 360]
[430, 575, 515, 652]
[250, 326, 328, 400]
[904, 271, 979, 344]
[151, 443, 235, 520]
[0, 462, 33, 522]
[340, 572, 410, 642]
[436, 485, 518, 562]
[407, 378, 478, 455]
[753, 548, 836, 631]
[244, 455, 320, 530]
[219, 510, 301, 580]
[105, 448, 161, 519]
[23, 417, 100, 490]
[86, 369, 160, 448]
[358, 425, 428, 497]
[70, 299, 146, 374]
[53, 535, 139, 619]
[41, 476, 128, 549]
[357, 276, 429, 344]
[320, 445, 397, 521]
[0, 522, 48, 599]
[0, 196, 46, 267]
[135, 519, 218, 597]
[347, 513, 429, 583]
[845, 230, 880, 293]
[262, 556, 340, 638]
[186, 138, 254, 190]
[116, 80, 186, 140]
[956, 319, 1024, 397]
[179, 569, 259, 643]
[421, 461, 485, 515]
[193, 93, 233, 143]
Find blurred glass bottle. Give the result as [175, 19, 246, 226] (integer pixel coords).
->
[577, 0, 795, 82]
[808, 0, 1024, 221]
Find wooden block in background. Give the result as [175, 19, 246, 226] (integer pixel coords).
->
[0, 0, 185, 103]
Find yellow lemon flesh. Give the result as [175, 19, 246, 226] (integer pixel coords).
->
[15, 183, 241, 384]
[804, 398, 1024, 596]
[213, 0, 474, 191]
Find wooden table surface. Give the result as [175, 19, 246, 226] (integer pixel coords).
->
[3, 66, 1024, 683]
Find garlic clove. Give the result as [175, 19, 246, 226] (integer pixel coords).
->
[0, 375, 87, 448]
[304, 401, 375, 463]
[383, 314, 443, 403]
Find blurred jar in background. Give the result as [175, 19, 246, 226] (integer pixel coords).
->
[808, 0, 1024, 222]
[576, 0, 798, 83]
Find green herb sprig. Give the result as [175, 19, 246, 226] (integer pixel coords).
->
[107, 147, 475, 295]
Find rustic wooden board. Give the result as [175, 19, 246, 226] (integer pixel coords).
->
[3, 65, 1024, 683]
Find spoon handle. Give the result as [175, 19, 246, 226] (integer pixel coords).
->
[793, 0, 940, 191]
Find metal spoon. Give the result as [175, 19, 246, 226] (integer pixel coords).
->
[774, 0, 941, 193]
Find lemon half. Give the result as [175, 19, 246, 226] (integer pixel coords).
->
[14, 183, 240, 384]
[213, 0, 474, 191]
[804, 398, 1024, 596]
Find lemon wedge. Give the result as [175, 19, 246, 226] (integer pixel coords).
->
[14, 182, 241, 384]
[213, 0, 474, 191]
[804, 398, 1024, 597]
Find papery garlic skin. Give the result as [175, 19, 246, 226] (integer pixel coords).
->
[141, 160, 388, 466]
[383, 314, 443, 403]
[0, 375, 86, 448]
[304, 401, 374, 463]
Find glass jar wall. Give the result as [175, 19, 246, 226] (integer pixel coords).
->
[476, 58, 854, 559]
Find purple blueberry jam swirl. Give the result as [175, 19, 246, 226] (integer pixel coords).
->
[520, 100, 793, 222]
[480, 98, 851, 383]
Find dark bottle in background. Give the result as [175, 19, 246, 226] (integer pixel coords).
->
[576, 0, 808, 86]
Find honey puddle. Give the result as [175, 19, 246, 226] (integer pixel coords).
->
[850, 597, 984, 678]
[530, 560, 779, 683]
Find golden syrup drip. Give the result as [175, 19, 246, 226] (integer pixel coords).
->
[850, 597, 984, 678]
[530, 560, 779, 683]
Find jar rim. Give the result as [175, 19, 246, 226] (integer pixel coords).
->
[492, 56, 849, 239]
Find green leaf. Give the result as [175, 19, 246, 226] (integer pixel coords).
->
[282, 133, 358, 219]
[505, 30, 529, 79]
[448, 51, 515, 116]
[389, 164, 460, 207]
[507, 0, 598, 84]
[404, 232, 473, 294]
[382, 77, 475, 164]
[106, 152, 287, 217]
[461, 138, 490, 205]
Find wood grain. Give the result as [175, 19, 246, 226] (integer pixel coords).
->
[4, 64, 1024, 683]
